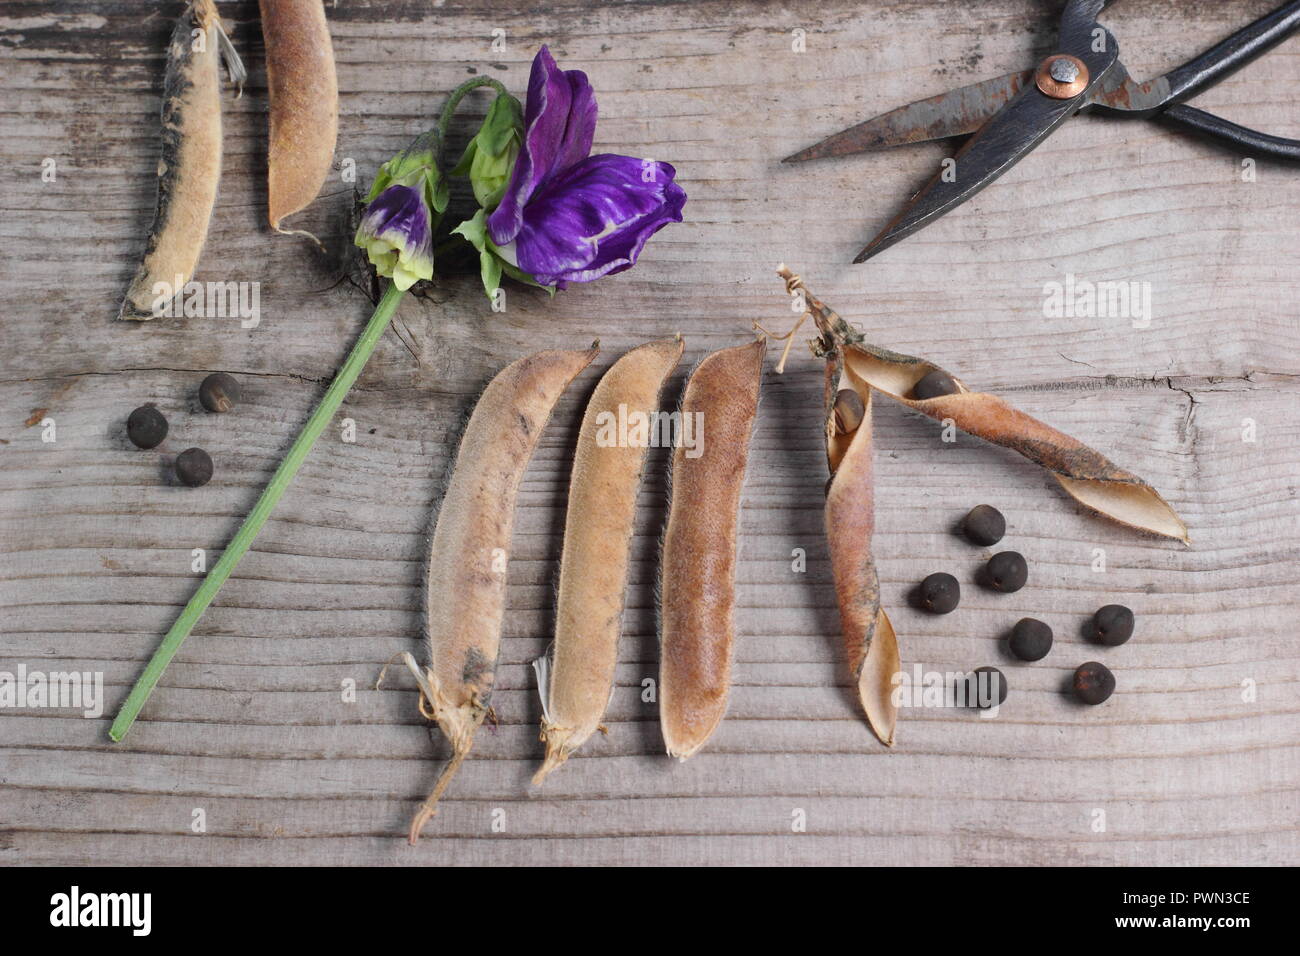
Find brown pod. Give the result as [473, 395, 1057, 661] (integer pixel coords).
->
[659, 338, 766, 760]
[119, 0, 227, 320]
[397, 346, 598, 843]
[779, 266, 1188, 544]
[534, 338, 685, 783]
[261, 0, 338, 239]
[824, 354, 899, 746]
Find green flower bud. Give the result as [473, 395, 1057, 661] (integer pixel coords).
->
[450, 94, 524, 211]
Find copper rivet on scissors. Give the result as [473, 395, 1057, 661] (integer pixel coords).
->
[1035, 54, 1089, 99]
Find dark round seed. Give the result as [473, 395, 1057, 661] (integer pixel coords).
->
[1009, 617, 1053, 661]
[918, 572, 960, 613]
[175, 447, 213, 487]
[912, 369, 959, 400]
[1073, 661, 1115, 704]
[984, 551, 1028, 592]
[1088, 604, 1134, 646]
[962, 504, 1006, 546]
[126, 405, 168, 449]
[965, 666, 1008, 708]
[832, 388, 865, 433]
[199, 372, 241, 413]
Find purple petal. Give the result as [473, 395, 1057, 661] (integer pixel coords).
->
[360, 184, 432, 251]
[488, 46, 598, 246]
[511, 154, 686, 286]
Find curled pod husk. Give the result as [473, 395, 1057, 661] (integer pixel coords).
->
[780, 267, 1188, 544]
[824, 354, 900, 747]
[659, 338, 767, 760]
[120, 0, 230, 321]
[534, 338, 685, 783]
[399, 346, 598, 843]
[261, 0, 338, 240]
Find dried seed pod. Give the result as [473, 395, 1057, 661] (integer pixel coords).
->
[777, 267, 1188, 544]
[260, 0, 338, 241]
[534, 338, 685, 783]
[824, 356, 900, 746]
[659, 338, 766, 760]
[398, 346, 598, 843]
[120, 1, 238, 321]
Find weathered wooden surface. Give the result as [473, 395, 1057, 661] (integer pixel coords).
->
[1, 0, 1297, 865]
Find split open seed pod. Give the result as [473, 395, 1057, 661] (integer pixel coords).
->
[779, 266, 1188, 545]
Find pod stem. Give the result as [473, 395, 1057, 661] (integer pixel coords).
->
[408, 746, 469, 845]
[109, 282, 406, 743]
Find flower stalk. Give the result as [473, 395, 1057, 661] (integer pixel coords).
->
[109, 282, 405, 742]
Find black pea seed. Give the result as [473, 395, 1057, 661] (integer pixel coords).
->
[832, 388, 865, 433]
[1008, 617, 1053, 661]
[126, 405, 168, 449]
[918, 572, 960, 613]
[984, 551, 1028, 593]
[1088, 604, 1134, 646]
[175, 447, 213, 487]
[912, 369, 959, 400]
[199, 372, 241, 413]
[962, 504, 1006, 546]
[965, 666, 1008, 708]
[1073, 661, 1115, 705]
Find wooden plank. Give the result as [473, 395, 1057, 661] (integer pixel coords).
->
[1, 0, 1297, 865]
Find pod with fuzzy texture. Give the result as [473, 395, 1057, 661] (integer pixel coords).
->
[659, 338, 766, 760]
[534, 338, 685, 783]
[120, 0, 233, 321]
[398, 346, 598, 843]
[823, 354, 900, 746]
[261, 0, 338, 240]
[779, 266, 1188, 544]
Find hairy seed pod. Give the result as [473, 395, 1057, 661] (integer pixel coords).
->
[534, 338, 685, 783]
[779, 266, 1187, 544]
[261, 0, 338, 240]
[119, 0, 227, 321]
[824, 356, 900, 746]
[659, 338, 766, 760]
[400, 346, 598, 843]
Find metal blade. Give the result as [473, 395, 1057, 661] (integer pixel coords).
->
[854, 24, 1118, 262]
[782, 71, 1032, 162]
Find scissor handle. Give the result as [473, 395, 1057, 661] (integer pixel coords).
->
[1163, 0, 1300, 105]
[1159, 103, 1300, 163]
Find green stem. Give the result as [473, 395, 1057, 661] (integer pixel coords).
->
[435, 76, 509, 165]
[109, 282, 406, 743]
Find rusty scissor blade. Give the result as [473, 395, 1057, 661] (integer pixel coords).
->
[783, 70, 1032, 162]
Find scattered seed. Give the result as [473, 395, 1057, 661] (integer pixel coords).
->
[912, 369, 959, 400]
[984, 550, 1028, 592]
[832, 387, 865, 433]
[199, 372, 241, 413]
[175, 447, 213, 487]
[962, 504, 1005, 546]
[1073, 661, 1115, 704]
[1088, 604, 1134, 646]
[1009, 617, 1053, 661]
[965, 666, 1008, 708]
[127, 405, 169, 449]
[917, 572, 960, 613]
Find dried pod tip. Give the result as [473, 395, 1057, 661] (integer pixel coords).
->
[531, 735, 571, 786]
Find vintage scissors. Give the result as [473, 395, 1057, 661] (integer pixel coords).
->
[785, 0, 1300, 262]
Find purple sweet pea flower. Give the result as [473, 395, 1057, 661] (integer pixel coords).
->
[356, 184, 436, 291]
[486, 46, 685, 288]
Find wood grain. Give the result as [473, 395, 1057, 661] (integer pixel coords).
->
[1, 0, 1297, 866]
